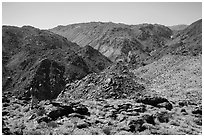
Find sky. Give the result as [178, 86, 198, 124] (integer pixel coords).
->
[2, 2, 202, 29]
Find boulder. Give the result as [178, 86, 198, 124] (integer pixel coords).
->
[72, 104, 90, 116]
[37, 116, 51, 123]
[47, 105, 74, 120]
[154, 110, 171, 123]
[192, 106, 202, 115]
[68, 113, 86, 119]
[76, 120, 90, 129]
[157, 102, 173, 111]
[136, 95, 172, 110]
[2, 111, 9, 116]
[29, 58, 65, 101]
[128, 118, 145, 132]
[140, 113, 155, 125]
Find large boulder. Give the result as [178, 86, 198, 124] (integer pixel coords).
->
[136, 95, 173, 110]
[28, 58, 65, 100]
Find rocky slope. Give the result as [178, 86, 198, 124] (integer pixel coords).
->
[2, 19, 202, 135]
[2, 87, 201, 135]
[133, 54, 202, 105]
[165, 19, 202, 56]
[2, 25, 112, 100]
[50, 22, 172, 63]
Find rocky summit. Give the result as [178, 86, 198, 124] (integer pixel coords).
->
[2, 19, 202, 135]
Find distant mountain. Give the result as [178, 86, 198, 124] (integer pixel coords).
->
[168, 24, 188, 31]
[166, 19, 202, 56]
[50, 22, 173, 63]
[2, 26, 112, 99]
[2, 19, 201, 100]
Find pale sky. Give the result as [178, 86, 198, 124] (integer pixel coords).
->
[2, 2, 202, 29]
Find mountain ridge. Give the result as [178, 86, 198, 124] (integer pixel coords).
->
[2, 25, 112, 99]
[50, 21, 173, 63]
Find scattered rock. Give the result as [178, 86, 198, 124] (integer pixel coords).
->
[125, 112, 139, 116]
[140, 113, 155, 125]
[3, 103, 10, 107]
[193, 118, 202, 126]
[169, 120, 180, 126]
[2, 111, 9, 116]
[178, 100, 188, 107]
[154, 110, 171, 123]
[37, 116, 51, 123]
[157, 102, 173, 111]
[142, 123, 156, 130]
[131, 105, 146, 113]
[117, 121, 130, 131]
[28, 113, 37, 120]
[117, 114, 126, 122]
[192, 106, 202, 115]
[136, 95, 170, 107]
[2, 127, 12, 135]
[181, 108, 187, 113]
[2, 97, 10, 103]
[77, 120, 90, 129]
[118, 103, 132, 110]
[115, 130, 133, 135]
[128, 118, 145, 132]
[102, 126, 112, 135]
[68, 113, 86, 119]
[73, 104, 90, 116]
[47, 121, 58, 128]
[180, 108, 188, 115]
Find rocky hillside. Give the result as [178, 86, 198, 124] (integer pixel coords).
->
[165, 19, 202, 56]
[133, 54, 202, 105]
[2, 19, 202, 135]
[58, 62, 146, 101]
[2, 25, 112, 99]
[50, 22, 172, 62]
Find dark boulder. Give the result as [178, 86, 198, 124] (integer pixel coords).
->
[154, 110, 171, 123]
[48, 105, 74, 120]
[141, 113, 155, 125]
[37, 116, 51, 123]
[181, 108, 187, 113]
[29, 58, 65, 101]
[157, 102, 173, 111]
[76, 121, 90, 129]
[136, 95, 172, 110]
[68, 113, 86, 119]
[72, 104, 90, 116]
[2, 127, 12, 135]
[192, 106, 202, 115]
[178, 100, 188, 107]
[128, 118, 145, 132]
[2, 111, 9, 116]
